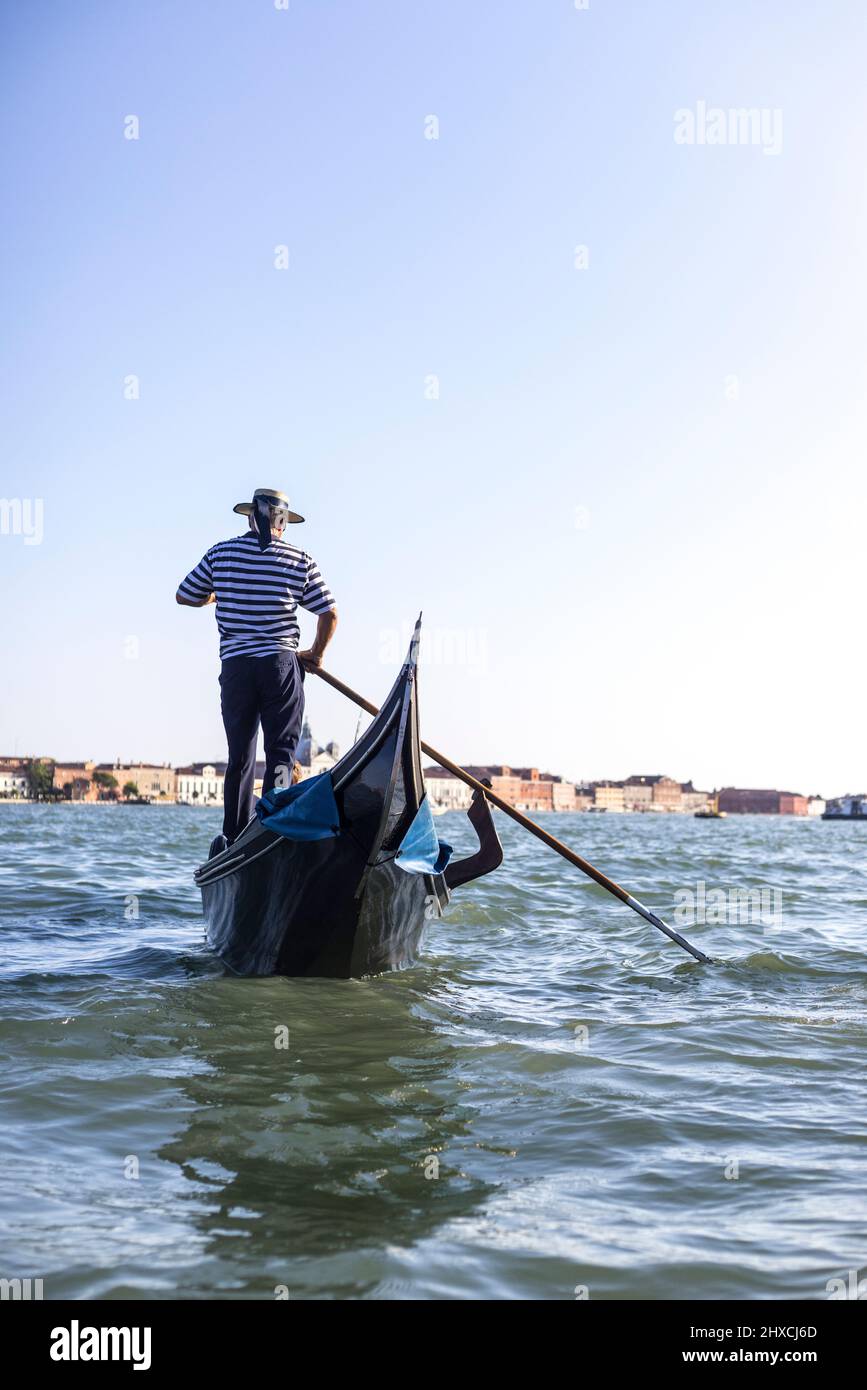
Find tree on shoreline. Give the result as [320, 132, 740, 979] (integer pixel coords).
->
[27, 758, 55, 801]
[93, 771, 119, 800]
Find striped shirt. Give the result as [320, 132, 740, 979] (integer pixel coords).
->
[178, 533, 336, 659]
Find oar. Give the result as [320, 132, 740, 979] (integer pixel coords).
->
[311, 665, 713, 964]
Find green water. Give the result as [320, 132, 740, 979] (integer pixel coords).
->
[0, 805, 864, 1299]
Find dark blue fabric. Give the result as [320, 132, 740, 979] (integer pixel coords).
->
[256, 770, 341, 840]
[395, 796, 453, 875]
[253, 494, 273, 550]
[220, 651, 305, 842]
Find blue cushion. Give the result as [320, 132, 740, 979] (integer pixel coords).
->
[256, 771, 341, 841]
[395, 796, 452, 875]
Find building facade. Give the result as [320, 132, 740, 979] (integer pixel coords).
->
[176, 764, 224, 805]
[0, 759, 30, 798]
[622, 777, 654, 811]
[53, 761, 98, 801]
[551, 779, 578, 811]
[680, 781, 715, 813]
[718, 788, 809, 815]
[101, 763, 176, 800]
[423, 767, 473, 811]
[651, 776, 682, 812]
[515, 777, 554, 812]
[455, 765, 578, 812]
[593, 782, 625, 812]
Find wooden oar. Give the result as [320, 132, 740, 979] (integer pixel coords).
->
[311, 665, 713, 964]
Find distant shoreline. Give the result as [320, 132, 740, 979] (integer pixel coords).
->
[0, 801, 832, 818]
[0, 799, 212, 808]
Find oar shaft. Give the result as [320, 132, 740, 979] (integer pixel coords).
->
[620, 896, 712, 964]
[311, 665, 712, 964]
[417, 742, 711, 965]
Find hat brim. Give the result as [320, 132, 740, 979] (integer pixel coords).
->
[233, 502, 305, 524]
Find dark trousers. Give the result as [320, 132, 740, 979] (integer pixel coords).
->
[220, 652, 305, 842]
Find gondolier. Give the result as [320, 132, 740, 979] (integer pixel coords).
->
[177, 487, 338, 844]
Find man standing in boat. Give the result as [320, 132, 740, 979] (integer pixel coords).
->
[176, 488, 338, 844]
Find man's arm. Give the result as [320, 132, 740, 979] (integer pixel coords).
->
[297, 553, 338, 669]
[176, 550, 215, 607]
[298, 609, 338, 670]
[176, 590, 215, 607]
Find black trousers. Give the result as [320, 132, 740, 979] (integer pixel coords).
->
[220, 651, 305, 842]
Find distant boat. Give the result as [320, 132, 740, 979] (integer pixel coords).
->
[695, 797, 726, 819]
[822, 795, 867, 821]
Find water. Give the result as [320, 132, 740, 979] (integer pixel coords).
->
[1, 804, 864, 1300]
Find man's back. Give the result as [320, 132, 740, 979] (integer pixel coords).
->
[178, 532, 334, 659]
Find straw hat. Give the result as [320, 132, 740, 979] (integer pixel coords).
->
[233, 488, 304, 525]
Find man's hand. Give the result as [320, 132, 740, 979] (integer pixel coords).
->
[297, 649, 322, 671]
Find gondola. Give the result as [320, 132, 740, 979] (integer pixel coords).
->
[195, 618, 503, 978]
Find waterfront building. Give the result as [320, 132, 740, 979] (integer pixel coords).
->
[551, 779, 578, 811]
[457, 766, 515, 806]
[622, 776, 654, 811]
[456, 765, 578, 812]
[680, 781, 715, 813]
[717, 788, 809, 815]
[462, 765, 523, 805]
[489, 770, 525, 805]
[515, 776, 555, 812]
[206, 758, 284, 802]
[53, 761, 98, 801]
[620, 774, 684, 812]
[423, 767, 473, 811]
[0, 759, 30, 799]
[101, 762, 176, 801]
[718, 787, 777, 814]
[651, 776, 683, 812]
[176, 764, 224, 805]
[593, 782, 625, 812]
[807, 796, 826, 817]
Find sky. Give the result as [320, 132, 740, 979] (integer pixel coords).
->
[1, 0, 865, 797]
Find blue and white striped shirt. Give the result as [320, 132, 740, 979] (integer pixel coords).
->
[178, 533, 336, 660]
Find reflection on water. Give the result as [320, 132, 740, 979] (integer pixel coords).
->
[157, 973, 494, 1297]
[0, 805, 865, 1299]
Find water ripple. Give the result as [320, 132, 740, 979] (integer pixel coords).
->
[0, 804, 865, 1299]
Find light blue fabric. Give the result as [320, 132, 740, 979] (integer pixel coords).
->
[396, 796, 453, 875]
[256, 771, 341, 841]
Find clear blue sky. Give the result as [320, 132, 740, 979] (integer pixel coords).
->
[2, 1, 865, 796]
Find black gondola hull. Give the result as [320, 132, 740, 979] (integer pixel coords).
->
[196, 619, 500, 979]
[197, 621, 453, 977]
[202, 835, 440, 978]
